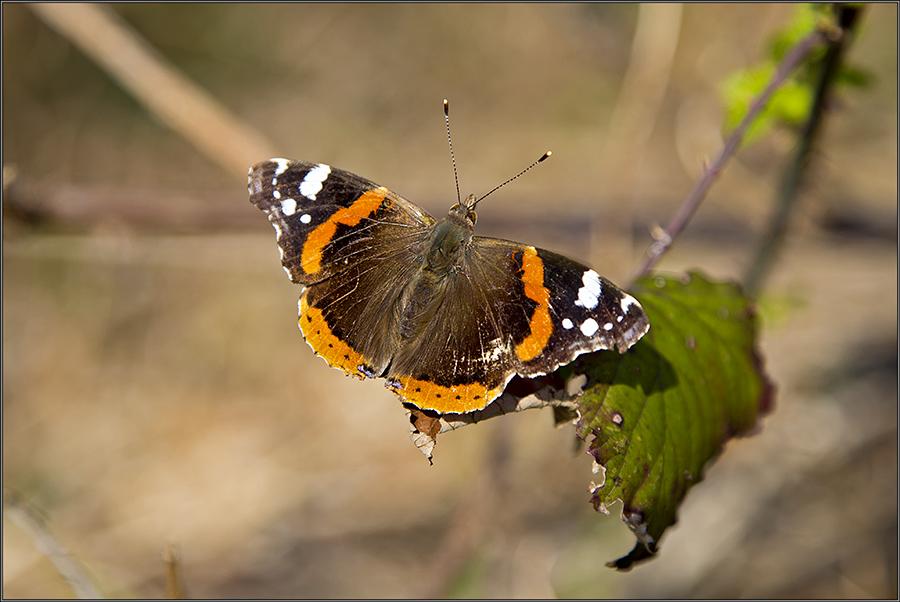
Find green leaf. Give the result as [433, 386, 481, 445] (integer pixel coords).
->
[721, 63, 777, 142]
[718, 4, 867, 146]
[573, 272, 774, 570]
[721, 64, 814, 144]
[767, 80, 814, 126]
[768, 4, 823, 61]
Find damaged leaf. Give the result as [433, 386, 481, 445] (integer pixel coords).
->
[574, 271, 774, 570]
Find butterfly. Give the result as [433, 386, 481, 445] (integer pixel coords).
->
[248, 155, 649, 415]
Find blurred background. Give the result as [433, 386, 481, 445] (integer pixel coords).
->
[3, 4, 896, 598]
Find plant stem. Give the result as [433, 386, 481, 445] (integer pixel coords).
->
[743, 4, 864, 297]
[630, 28, 828, 283]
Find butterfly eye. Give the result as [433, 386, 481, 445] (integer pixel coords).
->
[468, 210, 477, 225]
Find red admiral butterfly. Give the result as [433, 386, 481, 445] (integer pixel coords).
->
[248, 138, 648, 415]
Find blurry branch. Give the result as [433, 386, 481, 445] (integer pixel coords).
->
[606, 4, 682, 157]
[162, 544, 189, 599]
[743, 4, 864, 297]
[630, 27, 830, 282]
[599, 4, 681, 278]
[29, 4, 277, 180]
[4, 494, 103, 599]
[4, 173, 252, 232]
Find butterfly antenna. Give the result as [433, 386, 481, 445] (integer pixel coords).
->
[444, 99, 462, 206]
[473, 150, 552, 208]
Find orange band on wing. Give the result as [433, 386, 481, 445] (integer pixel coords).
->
[514, 246, 553, 362]
[301, 189, 389, 274]
[389, 376, 505, 414]
[298, 294, 368, 376]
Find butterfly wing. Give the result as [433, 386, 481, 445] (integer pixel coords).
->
[385, 236, 649, 414]
[248, 159, 435, 377]
[248, 159, 434, 284]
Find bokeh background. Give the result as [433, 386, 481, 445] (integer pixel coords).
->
[3, 4, 896, 598]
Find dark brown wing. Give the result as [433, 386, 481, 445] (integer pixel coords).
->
[249, 159, 435, 376]
[384, 237, 649, 414]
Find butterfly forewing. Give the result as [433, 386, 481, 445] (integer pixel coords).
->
[248, 160, 434, 285]
[249, 158, 435, 377]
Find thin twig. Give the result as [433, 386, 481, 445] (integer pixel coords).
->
[744, 5, 864, 296]
[162, 544, 189, 599]
[4, 494, 103, 599]
[606, 4, 683, 155]
[601, 4, 682, 277]
[630, 28, 828, 282]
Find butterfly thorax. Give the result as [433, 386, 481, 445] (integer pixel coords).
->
[394, 201, 475, 342]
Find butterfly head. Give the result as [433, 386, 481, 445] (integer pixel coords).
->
[449, 193, 479, 227]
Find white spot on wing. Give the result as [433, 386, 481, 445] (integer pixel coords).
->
[580, 318, 600, 336]
[603, 322, 614, 331]
[269, 216, 284, 240]
[300, 213, 312, 224]
[574, 269, 602, 310]
[562, 318, 574, 330]
[273, 190, 281, 200]
[299, 163, 331, 200]
[621, 293, 640, 313]
[273, 158, 291, 176]
[281, 198, 298, 216]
